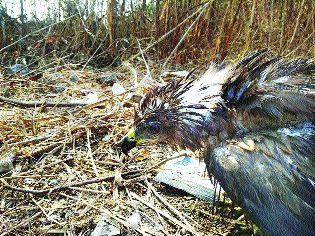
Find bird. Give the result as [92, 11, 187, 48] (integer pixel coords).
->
[121, 49, 315, 236]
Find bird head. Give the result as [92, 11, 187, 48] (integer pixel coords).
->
[121, 112, 174, 155]
[121, 67, 229, 155]
[121, 81, 188, 155]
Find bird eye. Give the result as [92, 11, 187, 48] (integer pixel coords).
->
[148, 122, 161, 135]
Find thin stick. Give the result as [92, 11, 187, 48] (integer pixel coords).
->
[59, 193, 148, 235]
[81, 33, 109, 71]
[1, 153, 187, 195]
[9, 132, 57, 146]
[0, 95, 90, 108]
[287, 0, 305, 49]
[130, 191, 199, 235]
[145, 179, 199, 229]
[128, 2, 209, 61]
[136, 38, 154, 83]
[31, 196, 63, 226]
[0, 175, 115, 195]
[161, 1, 211, 70]
[285, 33, 314, 57]
[69, 186, 110, 194]
[0, 212, 42, 236]
[3, 174, 56, 179]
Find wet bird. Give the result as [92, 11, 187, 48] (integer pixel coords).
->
[121, 50, 315, 236]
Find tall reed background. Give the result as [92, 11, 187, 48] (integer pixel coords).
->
[1, 0, 314, 68]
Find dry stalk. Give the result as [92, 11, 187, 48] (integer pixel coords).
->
[0, 95, 90, 108]
[59, 193, 149, 235]
[0, 212, 42, 236]
[130, 191, 199, 235]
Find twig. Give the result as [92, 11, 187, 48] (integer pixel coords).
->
[285, 33, 314, 57]
[86, 128, 99, 177]
[124, 153, 188, 184]
[0, 175, 115, 195]
[0, 95, 90, 108]
[3, 174, 56, 179]
[86, 127, 107, 192]
[161, 1, 211, 70]
[1, 153, 186, 195]
[154, 209, 171, 235]
[145, 178, 199, 230]
[139, 210, 170, 235]
[81, 33, 109, 71]
[59, 193, 149, 235]
[128, 1, 209, 61]
[9, 132, 57, 146]
[0, 212, 42, 236]
[31, 196, 63, 226]
[144, 153, 187, 172]
[10, 157, 75, 177]
[0, 168, 142, 195]
[130, 191, 199, 235]
[287, 0, 305, 49]
[69, 98, 113, 114]
[136, 38, 154, 83]
[69, 186, 110, 194]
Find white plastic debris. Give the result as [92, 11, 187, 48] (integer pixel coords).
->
[0, 151, 16, 173]
[111, 83, 126, 95]
[70, 92, 101, 104]
[127, 210, 141, 228]
[91, 217, 121, 236]
[160, 70, 190, 78]
[85, 92, 99, 104]
[154, 156, 222, 202]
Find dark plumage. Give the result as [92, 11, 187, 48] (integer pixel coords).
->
[121, 50, 315, 236]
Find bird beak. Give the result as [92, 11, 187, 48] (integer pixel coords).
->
[121, 127, 141, 155]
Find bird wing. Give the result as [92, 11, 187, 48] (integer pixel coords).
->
[219, 50, 314, 132]
[204, 124, 315, 236]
